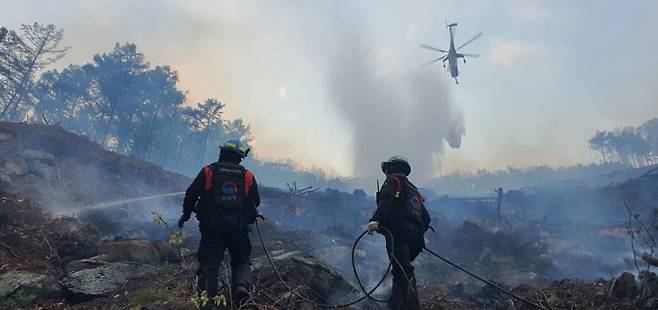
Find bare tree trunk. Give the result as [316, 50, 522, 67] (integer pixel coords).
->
[139, 107, 160, 159]
[0, 29, 51, 120]
[100, 102, 118, 147]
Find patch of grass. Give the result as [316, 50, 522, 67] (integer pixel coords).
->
[131, 289, 161, 306]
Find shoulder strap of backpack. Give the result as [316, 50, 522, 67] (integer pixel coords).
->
[388, 175, 402, 198]
[203, 165, 213, 191]
[245, 169, 254, 195]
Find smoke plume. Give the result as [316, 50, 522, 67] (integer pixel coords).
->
[326, 17, 465, 182]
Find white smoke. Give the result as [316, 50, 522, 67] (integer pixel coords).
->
[325, 13, 465, 182]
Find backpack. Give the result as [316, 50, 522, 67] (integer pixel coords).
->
[389, 176, 431, 234]
[201, 162, 258, 224]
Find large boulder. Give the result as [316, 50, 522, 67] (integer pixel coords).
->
[612, 272, 637, 299]
[150, 240, 181, 263]
[97, 240, 163, 264]
[0, 271, 63, 308]
[61, 262, 157, 302]
[64, 255, 111, 274]
[312, 246, 353, 267]
[253, 251, 366, 306]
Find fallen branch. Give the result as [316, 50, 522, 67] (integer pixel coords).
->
[603, 276, 618, 307]
[0, 242, 19, 258]
[43, 236, 62, 263]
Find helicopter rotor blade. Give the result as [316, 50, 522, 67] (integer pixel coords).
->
[457, 32, 483, 50]
[420, 44, 448, 53]
[422, 55, 447, 67]
[461, 53, 479, 58]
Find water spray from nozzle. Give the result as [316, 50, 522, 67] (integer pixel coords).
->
[74, 191, 186, 211]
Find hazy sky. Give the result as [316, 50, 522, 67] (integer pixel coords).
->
[5, 1, 658, 180]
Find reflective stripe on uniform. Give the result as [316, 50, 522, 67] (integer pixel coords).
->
[245, 170, 254, 195]
[203, 165, 213, 190]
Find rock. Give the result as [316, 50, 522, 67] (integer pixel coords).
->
[62, 262, 157, 302]
[150, 240, 181, 263]
[0, 271, 63, 308]
[612, 272, 637, 299]
[65, 255, 111, 274]
[97, 240, 161, 264]
[252, 251, 360, 303]
[20, 149, 56, 164]
[2, 158, 28, 176]
[312, 246, 352, 267]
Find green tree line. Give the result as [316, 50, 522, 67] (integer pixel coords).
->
[1, 23, 251, 175]
[588, 118, 658, 168]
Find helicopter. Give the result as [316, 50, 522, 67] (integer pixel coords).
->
[420, 21, 482, 84]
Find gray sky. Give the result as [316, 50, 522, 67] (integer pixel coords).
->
[5, 0, 658, 180]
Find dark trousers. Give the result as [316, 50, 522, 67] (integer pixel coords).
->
[196, 227, 252, 299]
[385, 232, 422, 310]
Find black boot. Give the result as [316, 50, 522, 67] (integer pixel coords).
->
[233, 285, 249, 306]
[407, 276, 420, 310]
[231, 261, 252, 306]
[389, 276, 408, 310]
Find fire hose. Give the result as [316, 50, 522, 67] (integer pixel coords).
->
[419, 247, 547, 310]
[255, 219, 395, 308]
[257, 218, 547, 309]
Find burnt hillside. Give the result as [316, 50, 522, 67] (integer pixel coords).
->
[2, 122, 658, 309]
[0, 122, 189, 211]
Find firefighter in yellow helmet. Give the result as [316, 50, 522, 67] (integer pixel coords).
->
[178, 139, 260, 307]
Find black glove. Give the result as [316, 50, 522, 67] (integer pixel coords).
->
[178, 213, 191, 228]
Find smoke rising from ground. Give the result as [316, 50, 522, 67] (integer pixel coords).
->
[326, 14, 464, 181]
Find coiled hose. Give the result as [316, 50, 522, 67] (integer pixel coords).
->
[255, 220, 394, 308]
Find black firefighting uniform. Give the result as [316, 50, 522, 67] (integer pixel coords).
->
[183, 156, 260, 299]
[371, 173, 430, 310]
